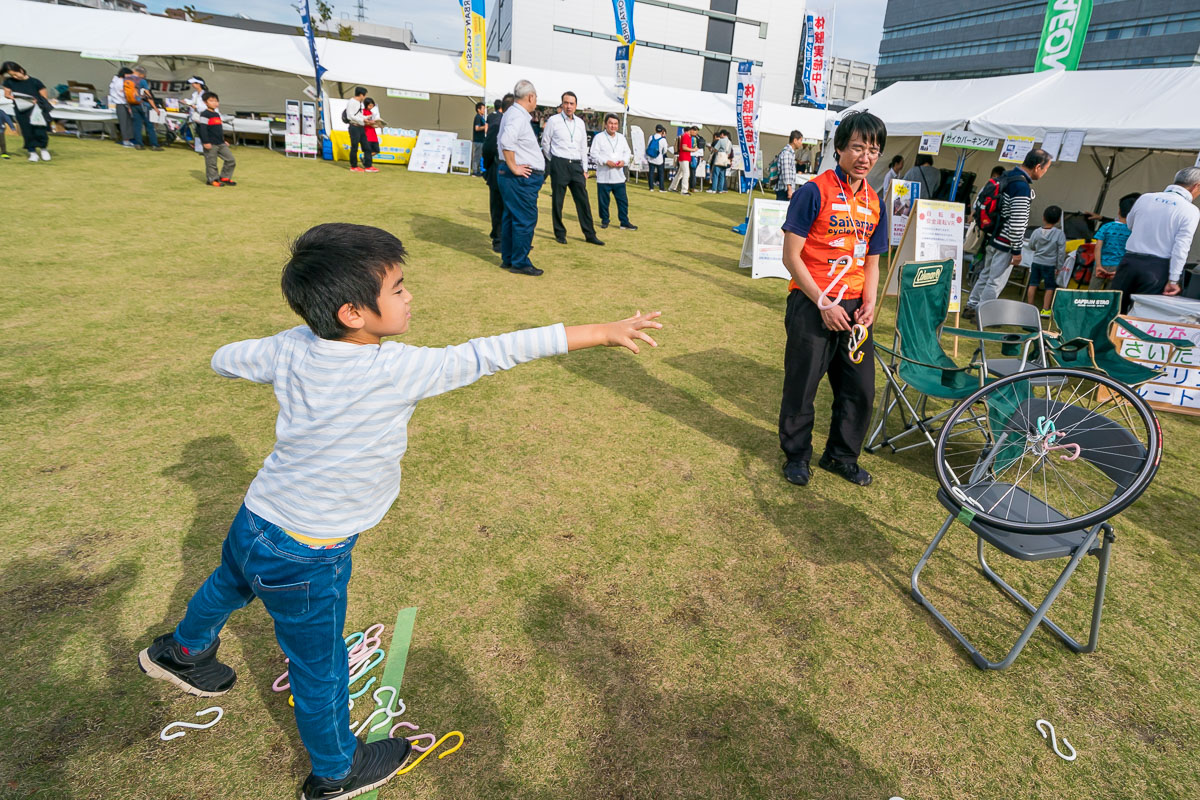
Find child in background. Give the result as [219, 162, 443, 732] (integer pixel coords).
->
[197, 91, 236, 187]
[360, 97, 381, 173]
[1025, 205, 1066, 316]
[138, 222, 663, 800]
[1088, 192, 1140, 289]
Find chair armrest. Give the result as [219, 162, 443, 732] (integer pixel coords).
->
[1044, 333, 1098, 368]
[1112, 317, 1194, 348]
[874, 342, 979, 386]
[943, 327, 1036, 344]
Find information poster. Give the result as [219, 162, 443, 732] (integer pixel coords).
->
[1114, 317, 1200, 415]
[886, 199, 966, 312]
[285, 99, 302, 155]
[1041, 130, 1064, 161]
[918, 132, 942, 156]
[408, 129, 458, 173]
[300, 101, 317, 156]
[738, 198, 792, 280]
[1058, 129, 1086, 162]
[888, 179, 919, 246]
[450, 139, 474, 172]
[629, 124, 647, 171]
[999, 135, 1036, 163]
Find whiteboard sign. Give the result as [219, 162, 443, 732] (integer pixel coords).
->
[408, 129, 458, 174]
[1041, 130, 1064, 161]
[1058, 130, 1086, 162]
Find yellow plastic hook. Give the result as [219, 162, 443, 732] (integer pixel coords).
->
[848, 323, 869, 364]
[396, 730, 465, 775]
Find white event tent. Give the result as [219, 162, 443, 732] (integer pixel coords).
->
[0, 0, 825, 148]
[838, 67, 1200, 260]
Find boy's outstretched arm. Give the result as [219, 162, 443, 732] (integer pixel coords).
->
[566, 311, 663, 354]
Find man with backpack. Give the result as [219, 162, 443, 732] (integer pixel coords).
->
[127, 66, 163, 151]
[646, 124, 668, 191]
[962, 149, 1053, 320]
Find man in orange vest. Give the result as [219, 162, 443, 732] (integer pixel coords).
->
[778, 111, 888, 487]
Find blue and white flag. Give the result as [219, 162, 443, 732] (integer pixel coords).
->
[299, 0, 327, 86]
[611, 0, 635, 45]
[735, 61, 762, 179]
[801, 12, 828, 110]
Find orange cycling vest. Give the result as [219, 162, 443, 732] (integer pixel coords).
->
[788, 169, 882, 300]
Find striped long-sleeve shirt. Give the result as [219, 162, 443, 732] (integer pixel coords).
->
[992, 168, 1035, 254]
[212, 323, 569, 538]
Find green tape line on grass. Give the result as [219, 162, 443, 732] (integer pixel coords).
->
[359, 605, 418, 800]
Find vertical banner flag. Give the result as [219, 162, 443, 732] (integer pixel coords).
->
[458, 0, 486, 87]
[802, 12, 828, 109]
[611, 0, 635, 45]
[299, 0, 327, 142]
[735, 61, 763, 179]
[1035, 0, 1092, 71]
[615, 44, 634, 107]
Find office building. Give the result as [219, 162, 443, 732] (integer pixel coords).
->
[799, 56, 875, 108]
[487, 0, 805, 107]
[876, 0, 1200, 89]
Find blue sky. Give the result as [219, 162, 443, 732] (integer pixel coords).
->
[142, 0, 888, 63]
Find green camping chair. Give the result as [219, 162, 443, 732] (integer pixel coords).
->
[1045, 289, 1191, 386]
[866, 259, 1037, 453]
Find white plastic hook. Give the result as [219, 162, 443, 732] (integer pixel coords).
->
[160, 707, 224, 741]
[352, 685, 407, 736]
[817, 255, 856, 310]
[1036, 719, 1077, 761]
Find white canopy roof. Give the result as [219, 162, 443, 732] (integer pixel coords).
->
[0, 0, 823, 137]
[839, 67, 1200, 151]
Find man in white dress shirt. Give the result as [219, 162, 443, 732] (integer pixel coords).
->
[1112, 167, 1200, 312]
[497, 80, 548, 276]
[541, 91, 604, 246]
[589, 114, 638, 231]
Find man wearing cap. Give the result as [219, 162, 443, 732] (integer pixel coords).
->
[182, 77, 207, 152]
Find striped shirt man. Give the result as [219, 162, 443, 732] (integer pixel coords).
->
[212, 323, 568, 538]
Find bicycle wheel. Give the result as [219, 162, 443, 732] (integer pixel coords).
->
[935, 368, 1161, 535]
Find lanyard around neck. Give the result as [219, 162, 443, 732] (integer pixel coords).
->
[560, 113, 576, 143]
[837, 172, 867, 245]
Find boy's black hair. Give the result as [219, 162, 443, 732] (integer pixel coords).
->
[1043, 205, 1063, 225]
[888, 154, 903, 168]
[1118, 192, 1140, 218]
[914, 153, 933, 167]
[117, 67, 133, 78]
[476, 101, 485, 111]
[991, 165, 1005, 177]
[834, 111, 887, 152]
[201, 91, 219, 102]
[1023, 148, 1052, 170]
[282, 223, 408, 340]
[0, 61, 23, 76]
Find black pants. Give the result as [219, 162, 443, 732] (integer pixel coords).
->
[348, 125, 367, 168]
[486, 161, 504, 242]
[549, 156, 596, 240]
[779, 291, 875, 465]
[15, 109, 49, 152]
[1111, 251, 1170, 313]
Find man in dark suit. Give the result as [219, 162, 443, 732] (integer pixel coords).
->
[483, 94, 512, 253]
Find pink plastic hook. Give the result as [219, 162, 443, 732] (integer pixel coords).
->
[272, 658, 290, 692]
[1048, 442, 1081, 462]
[406, 733, 438, 752]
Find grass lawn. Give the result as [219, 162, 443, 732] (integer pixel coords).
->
[2, 136, 1199, 800]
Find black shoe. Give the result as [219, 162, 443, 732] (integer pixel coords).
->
[600, 222, 609, 229]
[492, 239, 501, 252]
[620, 223, 638, 231]
[961, 306, 977, 321]
[499, 262, 511, 270]
[152, 146, 165, 151]
[138, 632, 236, 697]
[508, 264, 544, 276]
[782, 461, 811, 486]
[301, 737, 413, 800]
[817, 454, 872, 486]
[555, 236, 568, 244]
[585, 237, 605, 246]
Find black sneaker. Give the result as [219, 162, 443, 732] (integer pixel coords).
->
[585, 237, 605, 246]
[783, 460, 811, 486]
[555, 236, 568, 244]
[961, 306, 977, 321]
[620, 223, 638, 231]
[492, 239, 501, 252]
[301, 737, 413, 800]
[600, 222, 609, 229]
[138, 632, 236, 697]
[817, 454, 872, 486]
[508, 264, 544, 276]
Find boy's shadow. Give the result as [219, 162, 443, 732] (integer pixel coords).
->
[150, 435, 310, 778]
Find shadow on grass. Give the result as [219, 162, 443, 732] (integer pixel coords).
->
[665, 348, 780, 423]
[663, 258, 781, 312]
[521, 584, 894, 799]
[410, 213, 496, 264]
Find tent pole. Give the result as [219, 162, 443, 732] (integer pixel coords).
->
[1092, 148, 1119, 215]
[948, 149, 967, 202]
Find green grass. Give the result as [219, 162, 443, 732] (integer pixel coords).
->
[2, 136, 1199, 800]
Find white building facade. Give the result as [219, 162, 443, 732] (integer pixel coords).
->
[487, 0, 806, 107]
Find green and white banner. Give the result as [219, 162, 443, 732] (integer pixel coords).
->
[1034, 0, 1092, 72]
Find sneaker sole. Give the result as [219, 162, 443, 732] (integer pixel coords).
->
[300, 750, 414, 800]
[137, 648, 231, 697]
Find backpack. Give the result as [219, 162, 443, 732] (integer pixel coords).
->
[123, 78, 140, 105]
[646, 135, 661, 159]
[974, 172, 1026, 237]
[341, 107, 350, 124]
[767, 153, 781, 189]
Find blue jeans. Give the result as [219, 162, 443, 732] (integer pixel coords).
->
[498, 164, 545, 269]
[690, 156, 700, 190]
[712, 166, 727, 192]
[175, 504, 359, 780]
[596, 182, 631, 226]
[647, 162, 666, 190]
[129, 104, 158, 147]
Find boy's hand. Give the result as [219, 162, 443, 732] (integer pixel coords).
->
[566, 311, 663, 353]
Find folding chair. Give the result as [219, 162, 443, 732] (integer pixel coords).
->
[1044, 289, 1191, 386]
[974, 299, 1051, 379]
[914, 367, 1162, 669]
[866, 260, 1028, 453]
